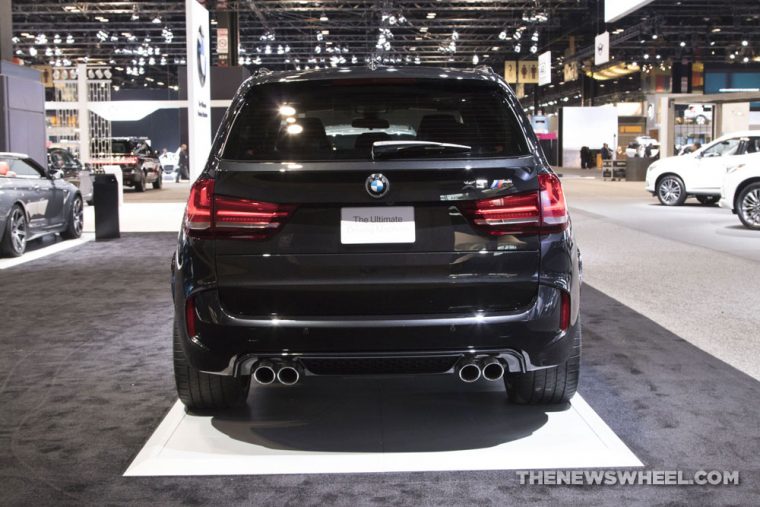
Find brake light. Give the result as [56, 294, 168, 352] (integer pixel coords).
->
[185, 297, 197, 337]
[538, 173, 568, 233]
[214, 196, 296, 239]
[184, 177, 215, 234]
[183, 177, 296, 240]
[458, 172, 568, 236]
[560, 291, 571, 331]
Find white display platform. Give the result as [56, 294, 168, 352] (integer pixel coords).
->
[125, 376, 642, 476]
[0, 233, 93, 270]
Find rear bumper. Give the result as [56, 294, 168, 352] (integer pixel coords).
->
[175, 283, 578, 376]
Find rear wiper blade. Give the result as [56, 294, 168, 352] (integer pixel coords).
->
[371, 140, 472, 160]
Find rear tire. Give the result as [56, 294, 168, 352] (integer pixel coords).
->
[153, 173, 162, 190]
[173, 319, 250, 411]
[60, 195, 83, 240]
[505, 322, 581, 405]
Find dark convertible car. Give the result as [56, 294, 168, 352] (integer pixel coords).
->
[171, 66, 582, 411]
[0, 152, 83, 257]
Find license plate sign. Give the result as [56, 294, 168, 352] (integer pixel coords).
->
[340, 207, 415, 244]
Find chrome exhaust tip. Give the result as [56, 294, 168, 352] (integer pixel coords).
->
[252, 360, 276, 385]
[456, 359, 481, 383]
[277, 361, 303, 386]
[480, 357, 505, 381]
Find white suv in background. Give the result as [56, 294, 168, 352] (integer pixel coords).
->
[719, 136, 760, 230]
[646, 131, 760, 206]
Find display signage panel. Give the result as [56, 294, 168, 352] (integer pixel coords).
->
[605, 0, 655, 23]
[185, 0, 212, 179]
[595, 31, 610, 66]
[538, 51, 551, 86]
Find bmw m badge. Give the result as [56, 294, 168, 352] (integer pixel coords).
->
[366, 173, 390, 198]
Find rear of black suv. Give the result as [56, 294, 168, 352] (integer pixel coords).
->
[171, 67, 581, 411]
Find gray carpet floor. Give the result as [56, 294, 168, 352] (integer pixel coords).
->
[0, 233, 758, 505]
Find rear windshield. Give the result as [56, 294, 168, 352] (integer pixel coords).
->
[111, 140, 136, 154]
[222, 78, 530, 161]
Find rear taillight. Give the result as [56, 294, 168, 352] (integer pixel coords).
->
[214, 196, 296, 239]
[185, 297, 197, 337]
[560, 291, 571, 331]
[184, 177, 215, 235]
[458, 172, 568, 236]
[183, 177, 296, 240]
[538, 173, 569, 233]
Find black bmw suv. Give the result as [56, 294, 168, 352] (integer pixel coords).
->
[171, 66, 581, 411]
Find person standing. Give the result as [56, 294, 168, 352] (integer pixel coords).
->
[176, 144, 189, 182]
[601, 143, 612, 161]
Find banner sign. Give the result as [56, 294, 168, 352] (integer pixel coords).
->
[595, 31, 610, 66]
[605, 0, 655, 23]
[185, 0, 212, 179]
[217, 28, 229, 54]
[538, 51, 551, 86]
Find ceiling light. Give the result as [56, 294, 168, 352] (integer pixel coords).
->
[29, 47, 37, 56]
[472, 55, 479, 65]
[741, 40, 748, 46]
[680, 41, 686, 47]
[426, 13, 436, 19]
[491, 46, 499, 51]
[651, 34, 658, 39]
[152, 16, 162, 24]
[514, 44, 521, 53]
[711, 27, 721, 33]
[530, 44, 538, 54]
[319, 13, 328, 22]
[498, 30, 507, 40]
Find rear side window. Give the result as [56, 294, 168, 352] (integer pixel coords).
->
[222, 78, 530, 161]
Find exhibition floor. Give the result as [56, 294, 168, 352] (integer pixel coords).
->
[1, 179, 759, 504]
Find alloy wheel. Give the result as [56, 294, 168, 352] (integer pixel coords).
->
[740, 188, 760, 227]
[658, 177, 682, 205]
[72, 198, 83, 235]
[10, 208, 26, 254]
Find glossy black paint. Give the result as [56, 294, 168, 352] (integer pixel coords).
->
[48, 148, 93, 203]
[171, 66, 581, 376]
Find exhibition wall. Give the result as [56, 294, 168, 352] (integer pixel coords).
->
[560, 106, 618, 167]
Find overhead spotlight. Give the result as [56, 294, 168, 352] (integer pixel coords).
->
[651, 34, 658, 40]
[320, 13, 329, 22]
[643, 53, 650, 59]
[514, 43, 521, 53]
[680, 41, 686, 47]
[472, 55, 479, 65]
[741, 40, 748, 46]
[530, 44, 538, 54]
[498, 30, 507, 40]
[531, 31, 539, 42]
[152, 16, 161, 24]
[451, 30, 459, 41]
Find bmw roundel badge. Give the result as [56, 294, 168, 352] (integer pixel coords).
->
[366, 173, 390, 198]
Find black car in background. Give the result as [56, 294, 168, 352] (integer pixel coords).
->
[171, 67, 582, 411]
[48, 147, 94, 204]
[90, 137, 163, 192]
[0, 152, 83, 257]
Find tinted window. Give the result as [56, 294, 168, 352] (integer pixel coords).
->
[112, 140, 136, 154]
[223, 78, 530, 161]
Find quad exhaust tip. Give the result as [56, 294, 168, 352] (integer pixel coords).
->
[456, 359, 482, 383]
[252, 360, 277, 385]
[277, 362, 303, 386]
[479, 357, 505, 381]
